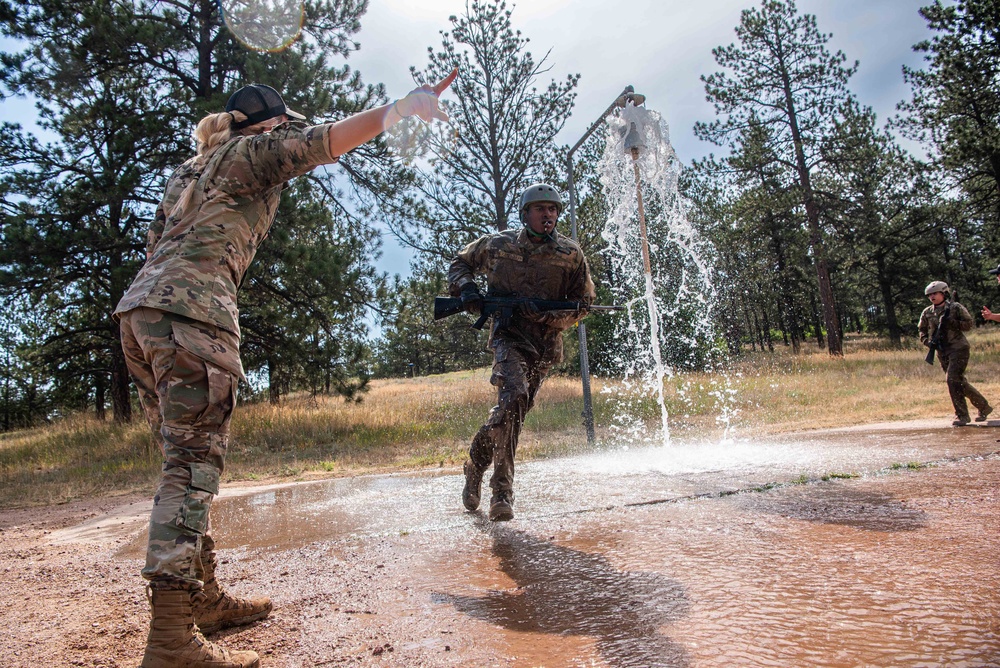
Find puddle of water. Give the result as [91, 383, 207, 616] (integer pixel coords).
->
[390, 458, 1000, 667]
[117, 425, 999, 558]
[106, 426, 1000, 666]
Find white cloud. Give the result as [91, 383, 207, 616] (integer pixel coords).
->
[349, 0, 931, 162]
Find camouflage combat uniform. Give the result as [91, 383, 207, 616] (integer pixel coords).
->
[448, 228, 596, 499]
[918, 300, 991, 423]
[115, 121, 337, 589]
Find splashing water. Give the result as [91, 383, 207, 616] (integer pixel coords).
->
[219, 0, 304, 53]
[597, 104, 731, 445]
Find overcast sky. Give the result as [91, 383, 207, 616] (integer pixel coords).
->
[0, 0, 935, 276]
[349, 0, 932, 163]
[349, 0, 933, 271]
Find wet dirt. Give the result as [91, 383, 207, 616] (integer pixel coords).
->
[2, 420, 999, 667]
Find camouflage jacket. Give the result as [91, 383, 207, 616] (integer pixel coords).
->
[114, 121, 338, 338]
[918, 301, 974, 350]
[448, 228, 596, 364]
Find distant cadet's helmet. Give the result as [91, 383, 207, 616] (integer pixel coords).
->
[518, 183, 564, 222]
[925, 280, 949, 296]
[988, 264, 1000, 276]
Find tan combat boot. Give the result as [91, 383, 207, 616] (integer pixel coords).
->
[489, 489, 514, 522]
[141, 587, 259, 668]
[194, 545, 272, 635]
[462, 460, 485, 511]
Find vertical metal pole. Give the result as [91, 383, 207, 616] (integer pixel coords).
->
[631, 147, 653, 275]
[567, 154, 596, 444]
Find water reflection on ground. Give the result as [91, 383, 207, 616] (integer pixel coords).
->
[110, 422, 1000, 666]
[437, 516, 690, 667]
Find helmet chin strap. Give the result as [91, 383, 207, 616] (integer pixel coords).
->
[526, 226, 555, 242]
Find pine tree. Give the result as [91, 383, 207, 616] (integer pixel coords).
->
[696, 0, 861, 356]
[390, 0, 579, 261]
[897, 0, 1000, 236]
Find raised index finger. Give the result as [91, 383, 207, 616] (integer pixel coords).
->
[432, 68, 458, 96]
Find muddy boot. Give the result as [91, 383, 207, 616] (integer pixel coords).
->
[194, 546, 272, 635]
[141, 587, 260, 668]
[462, 460, 485, 511]
[976, 405, 994, 422]
[489, 490, 514, 522]
[953, 415, 971, 426]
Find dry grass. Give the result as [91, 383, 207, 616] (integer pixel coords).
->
[726, 330, 1000, 433]
[2, 329, 999, 508]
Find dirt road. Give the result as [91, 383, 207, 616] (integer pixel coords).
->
[2, 421, 999, 667]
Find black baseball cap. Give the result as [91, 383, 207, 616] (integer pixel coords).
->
[989, 263, 1000, 276]
[226, 84, 306, 129]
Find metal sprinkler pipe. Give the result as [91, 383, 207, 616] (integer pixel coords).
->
[566, 85, 645, 444]
[629, 146, 653, 277]
[621, 106, 652, 277]
[624, 109, 670, 445]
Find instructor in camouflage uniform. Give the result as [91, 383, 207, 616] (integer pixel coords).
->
[918, 280, 993, 426]
[449, 183, 596, 522]
[116, 73, 456, 668]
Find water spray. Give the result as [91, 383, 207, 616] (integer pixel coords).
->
[621, 103, 670, 445]
[567, 85, 645, 444]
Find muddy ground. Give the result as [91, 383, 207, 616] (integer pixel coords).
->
[2, 421, 999, 667]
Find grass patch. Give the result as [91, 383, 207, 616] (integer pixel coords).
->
[3, 330, 999, 508]
[822, 472, 860, 481]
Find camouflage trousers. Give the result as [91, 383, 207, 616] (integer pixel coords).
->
[469, 338, 551, 496]
[119, 307, 240, 590]
[939, 345, 990, 421]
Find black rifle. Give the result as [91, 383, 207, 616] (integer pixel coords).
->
[434, 295, 624, 330]
[925, 304, 951, 364]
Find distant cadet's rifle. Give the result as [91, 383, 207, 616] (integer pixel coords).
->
[433, 295, 624, 330]
[925, 303, 952, 365]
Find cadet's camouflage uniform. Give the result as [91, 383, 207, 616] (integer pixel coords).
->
[918, 300, 991, 422]
[448, 228, 596, 499]
[115, 121, 337, 589]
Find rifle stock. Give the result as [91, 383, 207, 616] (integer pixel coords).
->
[433, 296, 466, 321]
[924, 304, 951, 365]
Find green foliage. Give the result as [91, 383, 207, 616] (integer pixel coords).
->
[686, 0, 995, 358]
[0, 0, 410, 424]
[897, 0, 1000, 230]
[390, 0, 580, 262]
[696, 0, 863, 356]
[239, 178, 380, 403]
[371, 259, 491, 377]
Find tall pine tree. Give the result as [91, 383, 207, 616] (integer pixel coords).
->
[696, 0, 861, 356]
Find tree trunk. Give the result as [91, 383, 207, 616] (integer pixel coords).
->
[94, 372, 107, 421]
[876, 255, 902, 348]
[110, 328, 133, 423]
[780, 67, 842, 356]
[268, 356, 281, 405]
[743, 302, 757, 352]
[761, 305, 775, 353]
[809, 292, 825, 348]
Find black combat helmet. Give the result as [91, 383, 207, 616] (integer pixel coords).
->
[226, 84, 306, 129]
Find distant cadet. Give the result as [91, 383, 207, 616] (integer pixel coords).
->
[448, 183, 596, 521]
[918, 280, 993, 426]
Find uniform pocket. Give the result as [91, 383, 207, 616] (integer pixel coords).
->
[171, 320, 245, 381]
[170, 321, 239, 433]
[177, 462, 219, 533]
